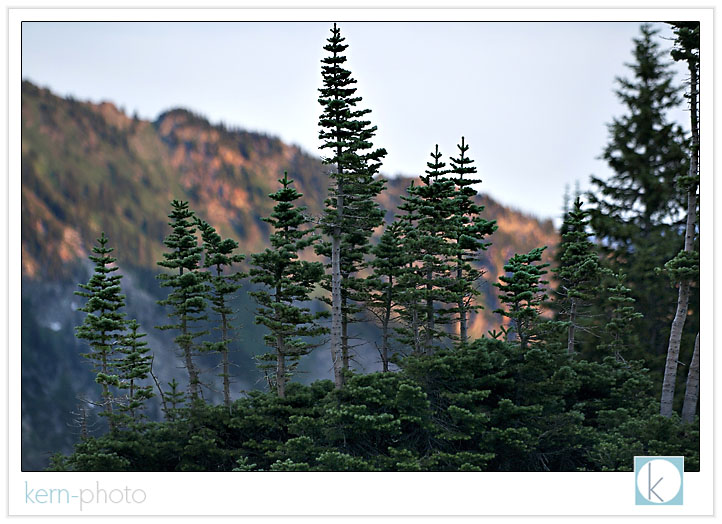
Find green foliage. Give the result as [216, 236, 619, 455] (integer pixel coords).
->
[551, 198, 609, 354]
[156, 200, 209, 403]
[197, 218, 245, 407]
[74, 232, 127, 430]
[53, 339, 699, 472]
[587, 23, 694, 366]
[249, 173, 328, 397]
[597, 273, 644, 362]
[317, 22, 388, 370]
[494, 247, 550, 350]
[447, 137, 497, 344]
[116, 319, 154, 422]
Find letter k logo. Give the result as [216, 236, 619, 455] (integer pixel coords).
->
[635, 457, 684, 505]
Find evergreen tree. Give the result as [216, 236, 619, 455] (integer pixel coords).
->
[552, 197, 608, 355]
[587, 23, 691, 365]
[596, 273, 644, 362]
[197, 219, 245, 409]
[250, 173, 328, 398]
[366, 221, 406, 371]
[447, 137, 497, 344]
[317, 22, 387, 388]
[414, 145, 457, 352]
[75, 232, 126, 431]
[156, 200, 209, 404]
[164, 378, 186, 421]
[117, 319, 154, 422]
[493, 247, 550, 350]
[661, 21, 700, 419]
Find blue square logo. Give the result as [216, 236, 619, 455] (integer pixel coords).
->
[634, 456, 684, 505]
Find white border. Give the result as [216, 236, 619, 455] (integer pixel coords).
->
[7, 5, 715, 517]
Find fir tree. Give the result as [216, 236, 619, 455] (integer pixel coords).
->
[366, 221, 406, 371]
[75, 232, 126, 431]
[414, 145, 457, 352]
[597, 273, 644, 362]
[164, 378, 186, 420]
[661, 21, 700, 419]
[447, 137, 497, 344]
[317, 22, 387, 387]
[588, 23, 691, 365]
[250, 172, 328, 398]
[552, 197, 607, 355]
[157, 200, 209, 404]
[197, 219, 245, 409]
[117, 319, 154, 422]
[494, 247, 550, 351]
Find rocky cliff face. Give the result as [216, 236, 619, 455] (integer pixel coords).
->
[20, 81, 558, 469]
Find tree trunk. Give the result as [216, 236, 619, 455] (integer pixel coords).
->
[426, 266, 434, 355]
[660, 54, 698, 418]
[331, 230, 344, 389]
[276, 335, 286, 399]
[457, 260, 467, 345]
[567, 297, 577, 355]
[182, 311, 200, 403]
[381, 280, 392, 372]
[681, 332, 700, 423]
[341, 293, 349, 371]
[221, 309, 231, 409]
[660, 281, 690, 417]
[100, 329, 114, 431]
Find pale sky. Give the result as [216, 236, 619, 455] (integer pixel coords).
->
[21, 21, 690, 224]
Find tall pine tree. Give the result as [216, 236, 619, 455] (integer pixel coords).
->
[317, 22, 387, 388]
[157, 200, 209, 404]
[250, 173, 328, 398]
[75, 232, 126, 431]
[448, 137, 497, 344]
[197, 219, 245, 409]
[588, 23, 691, 367]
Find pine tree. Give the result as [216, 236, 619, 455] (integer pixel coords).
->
[552, 197, 608, 355]
[448, 137, 497, 344]
[317, 22, 387, 388]
[662, 21, 700, 419]
[164, 378, 186, 420]
[588, 23, 690, 365]
[197, 219, 245, 409]
[250, 172, 328, 398]
[366, 221, 406, 371]
[493, 247, 550, 351]
[597, 273, 644, 362]
[117, 319, 154, 422]
[157, 200, 209, 404]
[415, 145, 457, 352]
[75, 232, 126, 431]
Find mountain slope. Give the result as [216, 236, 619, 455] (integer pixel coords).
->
[20, 80, 558, 469]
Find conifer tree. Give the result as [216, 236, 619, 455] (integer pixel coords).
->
[157, 200, 209, 404]
[197, 219, 245, 409]
[596, 273, 644, 362]
[250, 173, 328, 398]
[367, 221, 406, 371]
[661, 21, 700, 419]
[552, 197, 607, 354]
[415, 145, 457, 352]
[494, 247, 550, 350]
[588, 23, 690, 363]
[75, 232, 126, 431]
[117, 319, 154, 422]
[164, 378, 186, 420]
[317, 23, 387, 388]
[447, 137, 497, 344]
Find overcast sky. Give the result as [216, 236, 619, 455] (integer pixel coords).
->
[21, 21, 689, 224]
